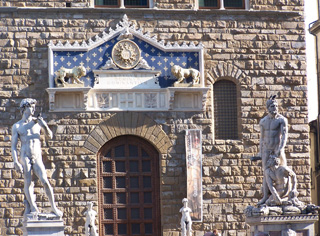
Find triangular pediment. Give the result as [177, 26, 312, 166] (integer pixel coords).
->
[48, 14, 204, 88]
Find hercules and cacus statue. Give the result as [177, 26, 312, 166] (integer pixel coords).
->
[246, 95, 319, 216]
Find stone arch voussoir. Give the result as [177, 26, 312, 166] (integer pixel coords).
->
[83, 113, 172, 154]
[206, 62, 249, 85]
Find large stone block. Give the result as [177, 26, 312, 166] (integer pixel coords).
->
[23, 214, 64, 236]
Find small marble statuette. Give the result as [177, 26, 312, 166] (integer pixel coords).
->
[11, 98, 63, 218]
[282, 225, 296, 236]
[84, 202, 98, 236]
[171, 65, 200, 85]
[54, 66, 86, 87]
[180, 198, 192, 236]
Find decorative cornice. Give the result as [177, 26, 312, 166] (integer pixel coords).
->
[246, 214, 319, 224]
[0, 7, 302, 18]
[309, 19, 320, 35]
[48, 14, 203, 51]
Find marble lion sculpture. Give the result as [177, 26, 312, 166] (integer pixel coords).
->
[54, 66, 86, 87]
[171, 65, 200, 85]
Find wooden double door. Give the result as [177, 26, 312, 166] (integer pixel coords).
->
[98, 135, 161, 236]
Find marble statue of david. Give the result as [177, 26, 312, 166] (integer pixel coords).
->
[11, 98, 62, 217]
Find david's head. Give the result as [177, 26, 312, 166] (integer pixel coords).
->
[20, 98, 37, 116]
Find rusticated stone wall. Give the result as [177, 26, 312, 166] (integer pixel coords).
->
[0, 4, 308, 236]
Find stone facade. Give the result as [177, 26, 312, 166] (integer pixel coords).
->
[0, 1, 308, 236]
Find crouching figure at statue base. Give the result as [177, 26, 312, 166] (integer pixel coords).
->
[246, 155, 309, 216]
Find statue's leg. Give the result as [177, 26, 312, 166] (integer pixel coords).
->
[181, 221, 186, 236]
[257, 172, 269, 205]
[21, 157, 39, 214]
[92, 225, 98, 236]
[85, 223, 89, 236]
[33, 159, 63, 217]
[257, 151, 270, 205]
[90, 225, 98, 236]
[24, 169, 39, 213]
[187, 222, 192, 236]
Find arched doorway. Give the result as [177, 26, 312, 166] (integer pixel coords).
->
[97, 135, 161, 236]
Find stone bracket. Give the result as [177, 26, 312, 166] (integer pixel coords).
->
[167, 86, 209, 111]
[46, 87, 90, 112]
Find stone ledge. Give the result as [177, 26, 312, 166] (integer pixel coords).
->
[246, 214, 319, 225]
[0, 7, 302, 18]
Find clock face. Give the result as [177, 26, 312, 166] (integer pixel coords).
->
[112, 40, 141, 69]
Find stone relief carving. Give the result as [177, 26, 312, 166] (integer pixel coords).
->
[84, 202, 98, 236]
[11, 98, 63, 218]
[117, 27, 134, 40]
[112, 39, 141, 69]
[135, 57, 152, 70]
[144, 93, 157, 108]
[180, 198, 192, 236]
[246, 95, 319, 217]
[101, 56, 151, 70]
[171, 65, 200, 85]
[101, 57, 119, 70]
[54, 66, 86, 87]
[97, 93, 109, 108]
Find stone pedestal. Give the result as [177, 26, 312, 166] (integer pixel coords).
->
[23, 213, 64, 236]
[246, 214, 318, 236]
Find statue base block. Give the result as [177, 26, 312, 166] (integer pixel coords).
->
[56, 83, 84, 88]
[173, 83, 201, 87]
[23, 213, 64, 236]
[246, 214, 318, 236]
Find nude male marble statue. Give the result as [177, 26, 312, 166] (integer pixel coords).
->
[180, 198, 192, 236]
[11, 98, 63, 217]
[245, 96, 319, 217]
[264, 156, 299, 206]
[84, 202, 98, 236]
[257, 95, 288, 205]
